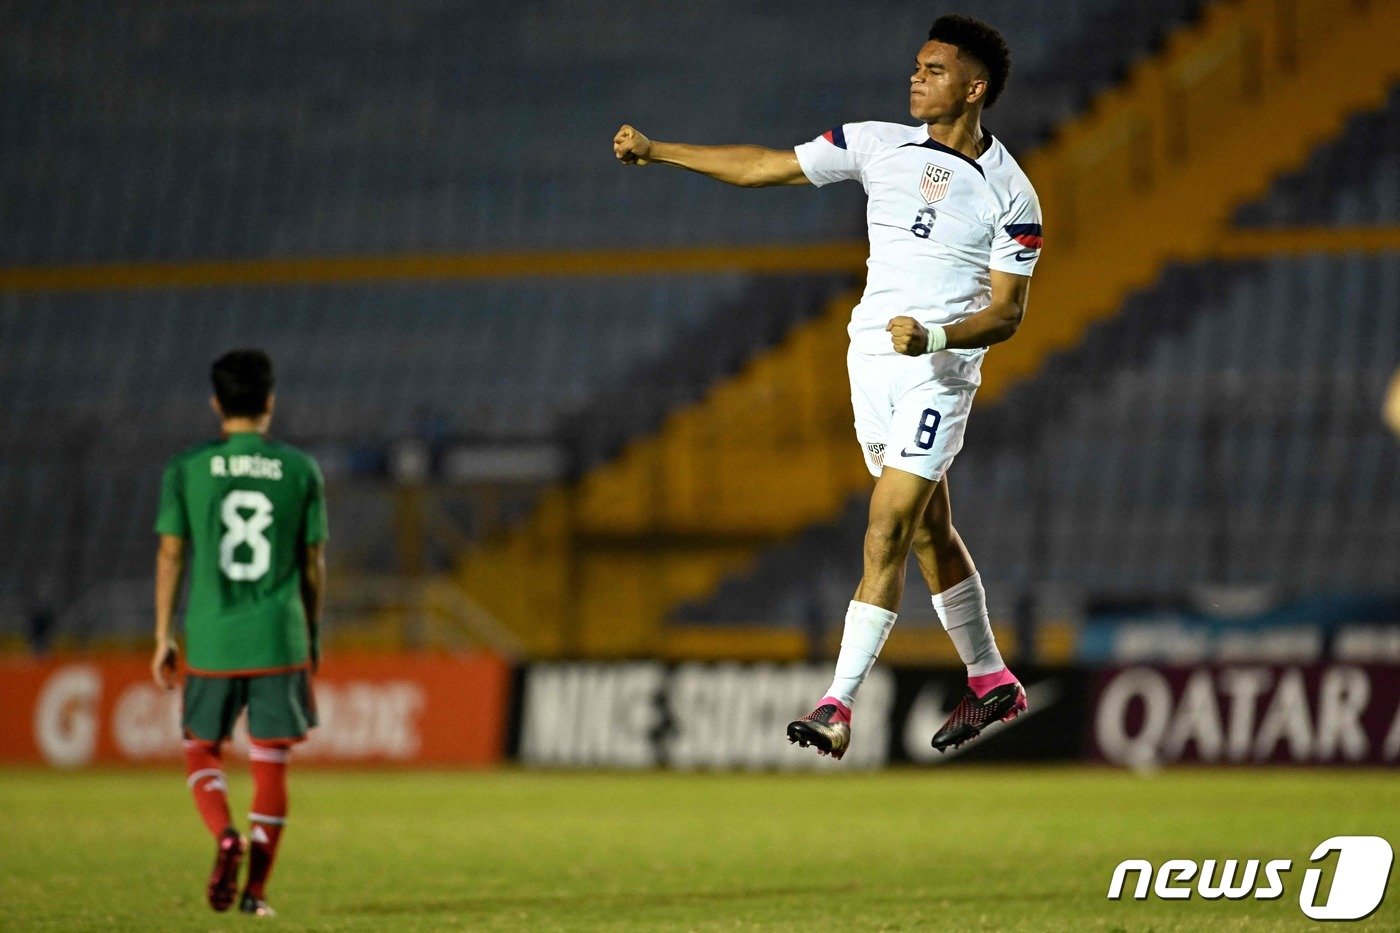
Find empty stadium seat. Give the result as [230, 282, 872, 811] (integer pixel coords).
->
[1235, 85, 1400, 227]
[2, 0, 1202, 263]
[678, 253, 1400, 626]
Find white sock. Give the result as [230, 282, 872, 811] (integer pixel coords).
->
[825, 600, 897, 708]
[931, 572, 1005, 677]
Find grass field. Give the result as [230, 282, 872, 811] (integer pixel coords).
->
[1, 766, 1396, 931]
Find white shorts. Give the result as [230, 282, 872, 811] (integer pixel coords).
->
[848, 346, 981, 482]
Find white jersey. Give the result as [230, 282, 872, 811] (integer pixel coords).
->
[795, 121, 1043, 365]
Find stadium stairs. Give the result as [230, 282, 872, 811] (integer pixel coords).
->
[680, 67, 1400, 654]
[0, 1, 1201, 646]
[679, 255, 1400, 637]
[457, 0, 1400, 658]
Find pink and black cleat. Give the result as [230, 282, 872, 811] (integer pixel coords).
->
[786, 697, 852, 760]
[207, 828, 245, 912]
[930, 669, 1028, 753]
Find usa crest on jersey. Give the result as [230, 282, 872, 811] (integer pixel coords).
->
[920, 164, 953, 203]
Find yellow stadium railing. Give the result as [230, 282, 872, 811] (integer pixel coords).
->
[457, 0, 1400, 658]
[5, 1, 1395, 660]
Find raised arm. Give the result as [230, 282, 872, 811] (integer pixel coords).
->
[888, 270, 1031, 354]
[152, 534, 185, 689]
[613, 124, 809, 188]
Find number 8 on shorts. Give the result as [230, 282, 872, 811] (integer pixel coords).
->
[914, 408, 942, 450]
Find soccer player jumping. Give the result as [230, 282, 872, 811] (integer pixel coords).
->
[613, 15, 1039, 758]
[152, 349, 328, 915]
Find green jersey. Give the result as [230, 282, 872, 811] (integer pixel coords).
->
[155, 431, 328, 674]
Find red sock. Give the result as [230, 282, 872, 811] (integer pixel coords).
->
[183, 739, 232, 838]
[245, 741, 291, 898]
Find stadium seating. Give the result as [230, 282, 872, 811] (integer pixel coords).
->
[457, 0, 1400, 655]
[1, 0, 1202, 263]
[0, 275, 762, 441]
[677, 253, 1400, 627]
[675, 75, 1400, 629]
[673, 69, 1400, 625]
[11, 1, 1394, 650]
[0, 271, 758, 609]
[0, 268, 862, 635]
[0, 1, 1217, 644]
[1235, 85, 1400, 227]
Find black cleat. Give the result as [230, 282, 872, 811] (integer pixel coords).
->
[786, 700, 852, 760]
[207, 829, 244, 912]
[930, 681, 1028, 752]
[239, 891, 276, 917]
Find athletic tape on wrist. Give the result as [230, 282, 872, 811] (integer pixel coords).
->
[925, 324, 948, 354]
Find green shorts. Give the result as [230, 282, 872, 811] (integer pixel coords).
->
[182, 670, 318, 743]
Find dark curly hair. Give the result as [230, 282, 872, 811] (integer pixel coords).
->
[928, 14, 1011, 109]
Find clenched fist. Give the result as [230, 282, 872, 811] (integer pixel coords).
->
[613, 124, 653, 165]
[887, 316, 930, 356]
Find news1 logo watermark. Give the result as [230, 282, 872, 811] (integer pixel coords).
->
[1108, 836, 1393, 921]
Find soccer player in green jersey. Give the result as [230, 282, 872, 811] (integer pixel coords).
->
[151, 348, 327, 917]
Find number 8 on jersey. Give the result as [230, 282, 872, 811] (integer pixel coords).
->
[220, 490, 274, 582]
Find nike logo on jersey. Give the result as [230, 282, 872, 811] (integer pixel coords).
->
[1015, 248, 1038, 262]
[899, 448, 934, 458]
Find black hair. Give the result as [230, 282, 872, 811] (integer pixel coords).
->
[211, 348, 274, 417]
[928, 14, 1011, 109]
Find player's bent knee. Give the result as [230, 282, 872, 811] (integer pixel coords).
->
[864, 516, 917, 565]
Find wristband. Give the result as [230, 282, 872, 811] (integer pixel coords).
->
[924, 324, 948, 354]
